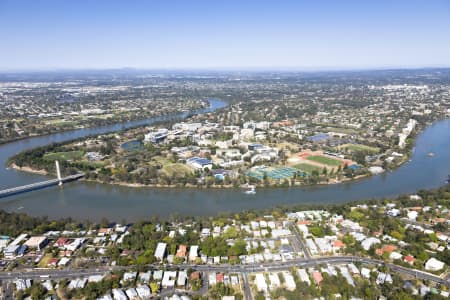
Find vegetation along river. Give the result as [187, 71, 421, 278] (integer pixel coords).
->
[0, 99, 449, 221]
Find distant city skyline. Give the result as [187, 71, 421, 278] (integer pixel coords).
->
[1, 0, 450, 71]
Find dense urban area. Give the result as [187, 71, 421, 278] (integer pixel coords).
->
[0, 185, 449, 299]
[6, 70, 450, 189]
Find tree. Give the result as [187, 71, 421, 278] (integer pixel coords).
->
[150, 282, 159, 294]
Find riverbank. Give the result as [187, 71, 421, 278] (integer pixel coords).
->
[0, 110, 448, 221]
[8, 160, 374, 190]
[10, 163, 48, 175]
[0, 102, 211, 146]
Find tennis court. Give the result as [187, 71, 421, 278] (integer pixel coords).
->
[247, 166, 304, 180]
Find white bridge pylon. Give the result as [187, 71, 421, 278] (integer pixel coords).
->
[55, 160, 63, 186]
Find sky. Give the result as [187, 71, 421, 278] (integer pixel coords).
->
[1, 0, 450, 71]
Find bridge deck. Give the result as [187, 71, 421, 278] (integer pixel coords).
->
[0, 173, 84, 198]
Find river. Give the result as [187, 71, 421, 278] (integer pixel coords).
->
[0, 99, 449, 221]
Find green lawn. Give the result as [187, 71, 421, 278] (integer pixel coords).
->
[162, 163, 193, 177]
[44, 119, 77, 126]
[44, 150, 84, 161]
[338, 143, 380, 153]
[306, 155, 342, 166]
[37, 253, 54, 268]
[293, 163, 322, 173]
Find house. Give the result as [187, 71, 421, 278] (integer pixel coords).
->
[55, 237, 70, 248]
[360, 268, 371, 279]
[297, 269, 311, 286]
[125, 288, 139, 300]
[112, 288, 128, 300]
[407, 211, 418, 221]
[24, 236, 49, 251]
[339, 267, 355, 286]
[254, 273, 268, 292]
[122, 272, 137, 282]
[208, 272, 217, 285]
[186, 157, 212, 170]
[58, 257, 70, 266]
[311, 270, 323, 285]
[154, 243, 167, 261]
[98, 227, 113, 236]
[283, 271, 296, 291]
[215, 273, 224, 284]
[389, 251, 403, 260]
[153, 270, 163, 281]
[139, 271, 151, 283]
[162, 271, 177, 288]
[189, 245, 199, 261]
[88, 275, 104, 283]
[361, 237, 380, 251]
[333, 240, 345, 252]
[136, 285, 151, 299]
[404, 255, 415, 265]
[47, 258, 59, 267]
[268, 273, 280, 291]
[425, 258, 445, 271]
[68, 278, 87, 289]
[177, 270, 187, 287]
[376, 273, 393, 285]
[176, 245, 187, 258]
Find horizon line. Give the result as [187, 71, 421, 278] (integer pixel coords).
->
[1, 65, 450, 74]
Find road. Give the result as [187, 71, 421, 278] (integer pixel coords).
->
[290, 223, 311, 259]
[1, 256, 448, 287]
[242, 272, 252, 300]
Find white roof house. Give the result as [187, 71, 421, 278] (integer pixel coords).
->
[88, 274, 104, 283]
[389, 251, 403, 260]
[361, 237, 380, 251]
[283, 271, 296, 291]
[407, 211, 418, 220]
[255, 273, 268, 292]
[425, 258, 445, 271]
[177, 270, 187, 287]
[162, 271, 177, 288]
[208, 272, 216, 285]
[136, 285, 151, 299]
[112, 288, 128, 300]
[122, 272, 137, 282]
[154, 242, 167, 261]
[139, 271, 151, 283]
[189, 245, 199, 261]
[268, 273, 281, 291]
[153, 270, 163, 280]
[360, 267, 371, 279]
[125, 288, 139, 300]
[297, 269, 311, 286]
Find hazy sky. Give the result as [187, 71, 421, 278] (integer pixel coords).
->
[1, 0, 450, 70]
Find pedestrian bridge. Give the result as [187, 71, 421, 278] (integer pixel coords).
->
[0, 161, 84, 199]
[0, 173, 84, 199]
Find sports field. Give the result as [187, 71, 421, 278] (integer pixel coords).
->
[293, 163, 322, 173]
[338, 143, 379, 153]
[306, 155, 342, 166]
[44, 151, 84, 161]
